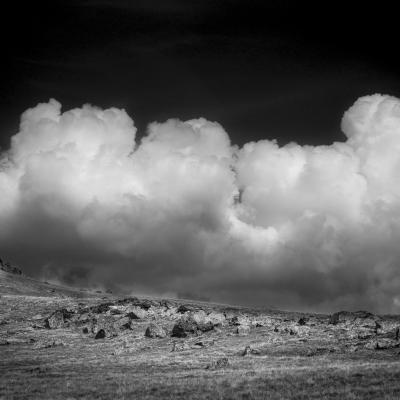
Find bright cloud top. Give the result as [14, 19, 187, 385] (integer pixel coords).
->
[1, 94, 400, 312]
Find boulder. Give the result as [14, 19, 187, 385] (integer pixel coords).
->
[230, 315, 250, 326]
[206, 312, 226, 326]
[89, 303, 113, 314]
[298, 317, 308, 326]
[125, 307, 147, 319]
[329, 310, 377, 325]
[45, 309, 73, 329]
[0, 258, 22, 275]
[114, 316, 133, 330]
[365, 338, 400, 350]
[145, 323, 167, 338]
[177, 304, 198, 314]
[117, 297, 154, 310]
[95, 329, 106, 339]
[92, 315, 117, 338]
[171, 319, 197, 338]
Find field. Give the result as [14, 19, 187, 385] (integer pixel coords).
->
[1, 269, 400, 399]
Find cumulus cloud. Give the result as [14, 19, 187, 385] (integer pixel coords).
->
[1, 94, 400, 312]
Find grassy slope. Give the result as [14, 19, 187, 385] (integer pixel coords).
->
[1, 270, 400, 399]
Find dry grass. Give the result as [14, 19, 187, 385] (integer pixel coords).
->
[1, 271, 400, 399]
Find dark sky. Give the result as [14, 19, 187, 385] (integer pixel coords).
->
[1, 0, 400, 150]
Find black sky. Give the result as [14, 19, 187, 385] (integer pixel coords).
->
[1, 0, 400, 150]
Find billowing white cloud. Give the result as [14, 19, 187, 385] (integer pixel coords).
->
[2, 94, 400, 312]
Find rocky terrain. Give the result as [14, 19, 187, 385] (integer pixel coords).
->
[1, 264, 400, 399]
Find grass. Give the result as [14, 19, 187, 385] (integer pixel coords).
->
[1, 271, 400, 399]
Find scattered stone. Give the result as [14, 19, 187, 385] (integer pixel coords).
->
[242, 345, 252, 356]
[0, 258, 22, 275]
[171, 341, 190, 352]
[189, 310, 207, 324]
[92, 315, 118, 338]
[95, 329, 106, 339]
[113, 316, 133, 330]
[236, 325, 251, 336]
[230, 315, 250, 326]
[206, 312, 226, 326]
[329, 310, 377, 325]
[329, 311, 350, 325]
[298, 317, 308, 326]
[117, 297, 153, 310]
[365, 339, 400, 350]
[159, 300, 174, 309]
[45, 309, 73, 329]
[206, 357, 229, 369]
[109, 307, 124, 315]
[171, 319, 197, 338]
[177, 304, 197, 314]
[125, 307, 147, 319]
[145, 323, 167, 338]
[90, 303, 113, 314]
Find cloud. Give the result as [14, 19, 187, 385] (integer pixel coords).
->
[1, 94, 400, 313]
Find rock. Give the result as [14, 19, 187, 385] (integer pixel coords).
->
[0, 258, 22, 275]
[171, 319, 197, 338]
[45, 309, 73, 329]
[109, 307, 124, 315]
[171, 341, 190, 352]
[95, 329, 106, 339]
[298, 317, 308, 326]
[117, 297, 153, 310]
[365, 339, 400, 350]
[206, 357, 229, 369]
[125, 307, 147, 319]
[159, 300, 174, 309]
[289, 327, 298, 335]
[113, 316, 133, 330]
[145, 323, 167, 338]
[242, 345, 252, 356]
[236, 325, 251, 336]
[92, 315, 117, 338]
[177, 304, 198, 314]
[230, 315, 250, 326]
[171, 313, 214, 337]
[329, 311, 351, 325]
[89, 303, 113, 314]
[189, 310, 207, 325]
[82, 327, 89, 334]
[329, 310, 377, 325]
[206, 312, 226, 326]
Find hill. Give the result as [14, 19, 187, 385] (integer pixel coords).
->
[1, 265, 400, 399]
